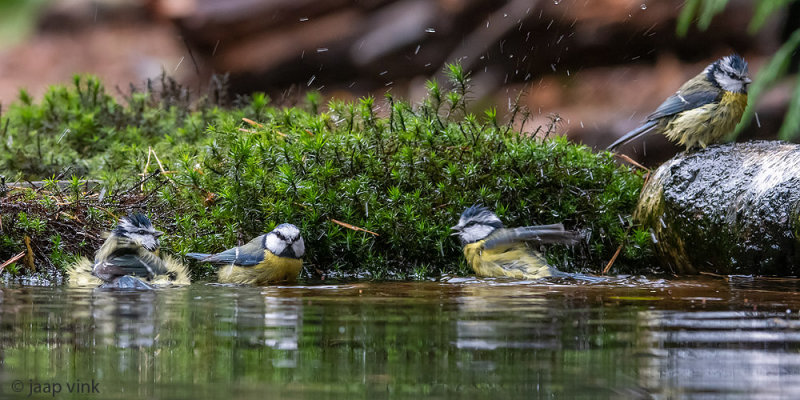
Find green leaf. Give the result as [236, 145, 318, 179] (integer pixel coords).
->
[677, 0, 701, 37]
[778, 79, 800, 140]
[735, 29, 800, 136]
[697, 0, 729, 31]
[749, 0, 797, 33]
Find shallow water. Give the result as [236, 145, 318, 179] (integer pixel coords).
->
[2, 276, 800, 399]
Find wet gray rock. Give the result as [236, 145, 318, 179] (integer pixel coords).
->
[635, 140, 800, 276]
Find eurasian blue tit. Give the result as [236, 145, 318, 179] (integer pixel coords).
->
[450, 206, 580, 279]
[607, 54, 751, 151]
[66, 213, 190, 288]
[187, 223, 305, 285]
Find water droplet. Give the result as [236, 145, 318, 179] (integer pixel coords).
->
[414, 45, 421, 55]
[425, 28, 436, 33]
[307, 75, 316, 86]
[649, 230, 658, 244]
[553, 0, 560, 4]
[640, 3, 647, 9]
[316, 48, 328, 53]
[299, 17, 309, 21]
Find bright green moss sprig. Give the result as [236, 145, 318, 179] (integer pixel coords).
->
[0, 68, 653, 280]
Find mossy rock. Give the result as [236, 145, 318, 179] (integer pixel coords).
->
[635, 140, 800, 275]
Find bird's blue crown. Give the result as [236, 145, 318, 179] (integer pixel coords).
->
[460, 205, 504, 228]
[725, 54, 748, 74]
[114, 213, 154, 235]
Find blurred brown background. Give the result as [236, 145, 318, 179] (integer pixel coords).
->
[0, 0, 796, 165]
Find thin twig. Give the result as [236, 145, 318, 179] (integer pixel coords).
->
[242, 117, 263, 127]
[142, 149, 153, 190]
[330, 218, 379, 236]
[614, 153, 650, 172]
[115, 170, 160, 200]
[150, 147, 176, 185]
[602, 226, 630, 275]
[0, 251, 24, 271]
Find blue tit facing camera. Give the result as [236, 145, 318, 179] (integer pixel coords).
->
[66, 213, 190, 287]
[450, 206, 580, 279]
[187, 223, 305, 285]
[607, 54, 750, 151]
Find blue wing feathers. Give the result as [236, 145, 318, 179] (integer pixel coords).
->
[608, 87, 720, 150]
[483, 225, 580, 251]
[647, 90, 719, 121]
[189, 245, 265, 266]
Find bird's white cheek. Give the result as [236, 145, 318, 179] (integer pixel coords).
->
[293, 239, 305, 258]
[130, 233, 158, 251]
[715, 73, 744, 93]
[266, 234, 286, 255]
[461, 225, 495, 243]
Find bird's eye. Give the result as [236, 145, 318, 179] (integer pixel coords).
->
[465, 221, 477, 227]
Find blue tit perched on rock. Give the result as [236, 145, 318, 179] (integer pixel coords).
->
[65, 213, 190, 288]
[607, 54, 751, 151]
[450, 206, 580, 279]
[187, 223, 305, 285]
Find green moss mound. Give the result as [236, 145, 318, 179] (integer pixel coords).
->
[0, 71, 653, 281]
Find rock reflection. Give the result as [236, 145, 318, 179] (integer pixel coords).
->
[637, 309, 800, 398]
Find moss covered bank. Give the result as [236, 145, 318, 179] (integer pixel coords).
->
[0, 72, 653, 282]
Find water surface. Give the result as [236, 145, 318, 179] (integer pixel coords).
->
[2, 276, 800, 399]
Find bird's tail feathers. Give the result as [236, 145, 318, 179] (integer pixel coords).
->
[186, 252, 210, 261]
[606, 120, 658, 151]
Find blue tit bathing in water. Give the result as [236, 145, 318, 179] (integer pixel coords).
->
[187, 223, 305, 285]
[65, 213, 190, 288]
[607, 54, 750, 151]
[450, 206, 580, 279]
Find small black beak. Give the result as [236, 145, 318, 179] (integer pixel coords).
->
[154, 230, 164, 238]
[743, 77, 752, 84]
[450, 226, 461, 236]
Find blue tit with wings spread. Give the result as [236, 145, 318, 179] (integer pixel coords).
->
[66, 213, 189, 288]
[187, 223, 305, 285]
[450, 206, 580, 279]
[607, 54, 750, 151]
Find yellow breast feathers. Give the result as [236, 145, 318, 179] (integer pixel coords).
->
[463, 240, 556, 279]
[217, 250, 303, 285]
[664, 91, 747, 149]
